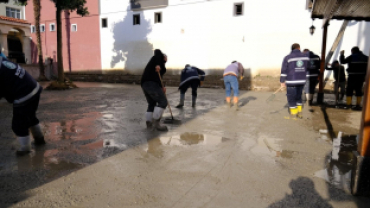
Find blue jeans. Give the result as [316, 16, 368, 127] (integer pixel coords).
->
[287, 85, 304, 108]
[224, 75, 239, 97]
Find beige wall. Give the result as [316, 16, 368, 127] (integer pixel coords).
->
[0, 0, 25, 19]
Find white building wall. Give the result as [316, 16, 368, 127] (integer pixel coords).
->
[99, 0, 370, 76]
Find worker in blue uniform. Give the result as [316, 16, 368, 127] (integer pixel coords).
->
[280, 43, 309, 119]
[0, 54, 45, 155]
[176, 64, 205, 108]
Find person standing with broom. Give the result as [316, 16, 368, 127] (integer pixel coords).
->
[141, 49, 168, 131]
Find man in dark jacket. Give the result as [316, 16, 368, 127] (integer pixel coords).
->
[0, 55, 45, 155]
[326, 60, 346, 102]
[340, 46, 368, 109]
[303, 49, 320, 106]
[280, 43, 309, 119]
[175, 64, 205, 108]
[141, 49, 168, 131]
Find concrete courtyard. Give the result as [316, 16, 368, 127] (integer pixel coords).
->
[0, 82, 369, 208]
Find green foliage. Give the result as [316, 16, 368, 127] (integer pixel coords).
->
[51, 0, 89, 16]
[0, 0, 88, 15]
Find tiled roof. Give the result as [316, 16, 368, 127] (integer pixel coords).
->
[0, 16, 30, 24]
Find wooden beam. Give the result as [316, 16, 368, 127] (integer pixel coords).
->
[358, 49, 370, 157]
[317, 22, 329, 104]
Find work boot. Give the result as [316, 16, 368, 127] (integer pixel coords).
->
[16, 136, 31, 156]
[297, 105, 303, 119]
[285, 107, 298, 120]
[226, 97, 231, 108]
[306, 94, 313, 106]
[345, 97, 352, 109]
[145, 112, 153, 129]
[353, 97, 362, 111]
[234, 97, 239, 111]
[152, 107, 168, 131]
[176, 94, 185, 108]
[30, 124, 46, 145]
[152, 119, 168, 131]
[192, 96, 196, 108]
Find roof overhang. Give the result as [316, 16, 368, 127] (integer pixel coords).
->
[311, 0, 370, 26]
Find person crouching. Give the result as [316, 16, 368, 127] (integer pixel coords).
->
[176, 64, 205, 108]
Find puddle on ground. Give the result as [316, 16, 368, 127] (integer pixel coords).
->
[143, 133, 230, 158]
[314, 134, 357, 193]
[250, 136, 296, 159]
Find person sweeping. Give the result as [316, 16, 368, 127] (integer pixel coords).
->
[176, 64, 205, 108]
[141, 49, 168, 131]
[0, 53, 45, 155]
[223, 61, 244, 110]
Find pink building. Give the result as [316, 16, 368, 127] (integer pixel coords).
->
[25, 0, 101, 72]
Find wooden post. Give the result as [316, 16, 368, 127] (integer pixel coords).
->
[317, 22, 329, 104]
[358, 50, 370, 157]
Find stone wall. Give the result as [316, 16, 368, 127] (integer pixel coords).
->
[20, 64, 39, 80]
[65, 72, 282, 91]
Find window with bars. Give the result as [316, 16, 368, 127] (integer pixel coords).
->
[6, 7, 21, 19]
[50, 23, 55, 31]
[234, 3, 244, 16]
[155, 12, 162, 24]
[133, 14, 140, 25]
[40, 24, 45, 32]
[71, 24, 77, 32]
[102, 18, 108, 28]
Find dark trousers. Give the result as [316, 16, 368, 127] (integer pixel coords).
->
[142, 81, 168, 112]
[347, 75, 364, 97]
[180, 80, 199, 97]
[12, 90, 41, 137]
[287, 85, 304, 108]
[304, 78, 318, 94]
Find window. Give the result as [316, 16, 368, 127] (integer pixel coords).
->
[71, 24, 77, 32]
[50, 23, 55, 31]
[31, 25, 35, 33]
[102, 18, 108, 28]
[6, 7, 21, 19]
[40, 24, 45, 32]
[234, 3, 244, 16]
[133, 14, 140, 25]
[154, 12, 162, 23]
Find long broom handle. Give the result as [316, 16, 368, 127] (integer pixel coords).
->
[273, 86, 285, 94]
[157, 71, 174, 119]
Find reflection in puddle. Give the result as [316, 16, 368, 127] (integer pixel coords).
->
[145, 133, 229, 158]
[251, 136, 295, 159]
[16, 149, 84, 180]
[314, 133, 357, 193]
[153, 132, 227, 146]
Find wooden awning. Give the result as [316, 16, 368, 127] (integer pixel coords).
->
[311, 0, 370, 24]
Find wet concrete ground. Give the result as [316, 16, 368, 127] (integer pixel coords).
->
[0, 82, 370, 208]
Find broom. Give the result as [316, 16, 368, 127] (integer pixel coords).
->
[157, 72, 182, 125]
[266, 86, 285, 103]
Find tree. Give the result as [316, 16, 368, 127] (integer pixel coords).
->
[33, 0, 48, 81]
[1, 0, 89, 85]
[52, 0, 89, 82]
